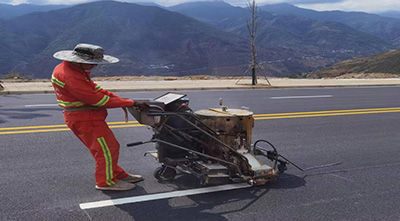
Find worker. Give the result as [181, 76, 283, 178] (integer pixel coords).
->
[51, 43, 144, 191]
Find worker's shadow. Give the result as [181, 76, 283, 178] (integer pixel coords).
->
[98, 173, 305, 221]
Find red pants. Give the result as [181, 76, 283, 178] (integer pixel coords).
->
[66, 120, 129, 187]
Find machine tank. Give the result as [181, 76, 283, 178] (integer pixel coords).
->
[194, 108, 254, 151]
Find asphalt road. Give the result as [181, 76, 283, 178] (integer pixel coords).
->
[1, 87, 400, 221]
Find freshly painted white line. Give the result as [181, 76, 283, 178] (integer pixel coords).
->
[79, 183, 251, 210]
[25, 104, 58, 107]
[270, 95, 333, 99]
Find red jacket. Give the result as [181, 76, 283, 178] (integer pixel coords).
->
[52, 61, 134, 121]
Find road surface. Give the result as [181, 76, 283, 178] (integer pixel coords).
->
[1, 87, 400, 220]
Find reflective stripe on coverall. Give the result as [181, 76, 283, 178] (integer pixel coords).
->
[52, 61, 135, 187]
[66, 120, 128, 186]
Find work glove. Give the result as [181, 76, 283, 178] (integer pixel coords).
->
[133, 100, 147, 107]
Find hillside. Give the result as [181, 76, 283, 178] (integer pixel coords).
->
[261, 3, 400, 46]
[0, 1, 267, 78]
[169, 1, 391, 70]
[380, 11, 400, 19]
[169, 1, 248, 25]
[0, 3, 69, 19]
[308, 49, 400, 78]
[0, 1, 352, 79]
[1, 1, 399, 79]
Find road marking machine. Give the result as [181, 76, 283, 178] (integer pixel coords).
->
[127, 92, 302, 186]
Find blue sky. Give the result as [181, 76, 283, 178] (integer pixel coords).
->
[2, 0, 400, 13]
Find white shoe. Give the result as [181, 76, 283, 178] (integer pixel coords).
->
[121, 174, 144, 183]
[95, 180, 136, 191]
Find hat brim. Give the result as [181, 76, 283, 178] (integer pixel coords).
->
[53, 50, 119, 64]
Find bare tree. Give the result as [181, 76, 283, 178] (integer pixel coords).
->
[237, 0, 271, 86]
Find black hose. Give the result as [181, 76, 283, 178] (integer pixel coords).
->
[253, 139, 305, 172]
[254, 139, 277, 152]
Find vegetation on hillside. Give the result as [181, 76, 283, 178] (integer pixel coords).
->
[0, 1, 400, 78]
[307, 49, 400, 78]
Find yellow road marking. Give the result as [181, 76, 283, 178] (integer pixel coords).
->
[108, 124, 144, 129]
[0, 121, 139, 131]
[108, 121, 139, 125]
[255, 110, 400, 120]
[253, 107, 400, 117]
[0, 124, 144, 135]
[0, 128, 71, 135]
[1, 107, 399, 135]
[0, 124, 67, 131]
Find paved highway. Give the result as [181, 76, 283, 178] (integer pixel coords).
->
[1, 87, 400, 220]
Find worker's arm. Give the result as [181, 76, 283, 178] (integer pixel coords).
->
[66, 78, 134, 108]
[94, 83, 118, 98]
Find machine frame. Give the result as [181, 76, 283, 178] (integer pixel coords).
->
[127, 93, 290, 186]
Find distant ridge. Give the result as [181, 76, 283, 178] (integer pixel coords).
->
[0, 3, 69, 19]
[309, 49, 400, 78]
[261, 3, 400, 46]
[1, 1, 400, 79]
[379, 11, 400, 19]
[134, 2, 164, 8]
[0, 1, 258, 78]
[169, 1, 391, 63]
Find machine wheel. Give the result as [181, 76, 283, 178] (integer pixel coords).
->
[154, 166, 177, 181]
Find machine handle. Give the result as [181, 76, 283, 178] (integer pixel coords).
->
[127, 141, 145, 147]
[148, 104, 165, 112]
[126, 140, 155, 147]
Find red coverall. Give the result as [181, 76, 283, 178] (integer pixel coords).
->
[51, 61, 134, 187]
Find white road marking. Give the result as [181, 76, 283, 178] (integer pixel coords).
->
[25, 104, 58, 107]
[79, 183, 251, 210]
[270, 95, 333, 99]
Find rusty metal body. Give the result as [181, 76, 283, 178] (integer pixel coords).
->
[195, 109, 277, 185]
[195, 108, 254, 151]
[127, 93, 285, 186]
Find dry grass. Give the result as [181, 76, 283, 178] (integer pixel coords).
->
[333, 73, 400, 79]
[91, 75, 243, 81]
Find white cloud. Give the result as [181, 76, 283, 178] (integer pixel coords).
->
[10, 0, 400, 12]
[0, 0, 15, 4]
[7, 0, 28, 5]
[40, 0, 98, 5]
[295, 0, 400, 12]
[142, 0, 400, 12]
[278, 0, 344, 4]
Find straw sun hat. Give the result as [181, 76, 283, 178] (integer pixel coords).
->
[53, 43, 119, 64]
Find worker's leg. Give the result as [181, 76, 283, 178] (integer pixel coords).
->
[66, 120, 129, 187]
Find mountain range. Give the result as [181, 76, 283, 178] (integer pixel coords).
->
[261, 3, 400, 46]
[0, 3, 68, 19]
[1, 1, 259, 78]
[170, 2, 391, 55]
[1, 1, 400, 79]
[379, 11, 400, 19]
[308, 49, 400, 78]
